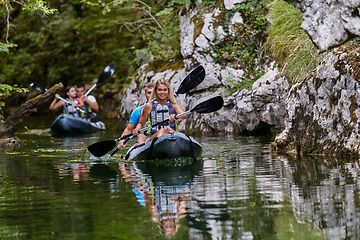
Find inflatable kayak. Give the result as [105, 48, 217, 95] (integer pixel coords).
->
[125, 131, 202, 161]
[51, 113, 106, 135]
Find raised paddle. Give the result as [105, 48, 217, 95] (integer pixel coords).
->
[87, 95, 224, 157]
[30, 79, 49, 92]
[174, 65, 205, 96]
[30, 64, 115, 95]
[85, 64, 115, 96]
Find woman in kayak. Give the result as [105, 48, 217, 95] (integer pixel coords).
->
[49, 85, 84, 117]
[132, 79, 186, 143]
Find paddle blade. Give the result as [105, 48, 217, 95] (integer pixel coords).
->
[97, 64, 115, 84]
[175, 65, 205, 95]
[192, 96, 224, 114]
[87, 140, 117, 157]
[30, 79, 48, 92]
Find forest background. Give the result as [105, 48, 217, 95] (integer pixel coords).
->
[0, 0, 326, 120]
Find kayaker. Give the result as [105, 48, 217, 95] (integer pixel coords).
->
[132, 79, 187, 144]
[49, 85, 84, 117]
[117, 82, 155, 149]
[75, 83, 100, 122]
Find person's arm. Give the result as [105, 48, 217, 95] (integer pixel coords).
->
[133, 103, 151, 135]
[73, 98, 84, 108]
[117, 123, 136, 149]
[117, 107, 141, 149]
[49, 94, 65, 110]
[83, 95, 99, 111]
[169, 103, 186, 122]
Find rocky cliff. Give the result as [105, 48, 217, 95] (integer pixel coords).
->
[273, 40, 360, 155]
[118, 0, 360, 154]
[118, 0, 289, 136]
[284, 0, 360, 53]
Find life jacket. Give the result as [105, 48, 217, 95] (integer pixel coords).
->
[79, 95, 101, 122]
[63, 98, 81, 117]
[83, 102, 93, 113]
[80, 101, 92, 119]
[147, 99, 177, 135]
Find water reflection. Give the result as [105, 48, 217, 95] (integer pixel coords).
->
[3, 120, 360, 240]
[119, 159, 203, 237]
[55, 163, 89, 182]
[280, 154, 360, 240]
[189, 136, 326, 240]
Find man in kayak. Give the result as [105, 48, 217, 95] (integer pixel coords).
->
[132, 79, 187, 144]
[49, 85, 84, 117]
[117, 82, 155, 149]
[75, 83, 100, 122]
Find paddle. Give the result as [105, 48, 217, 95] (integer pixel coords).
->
[30, 64, 115, 94]
[30, 79, 48, 92]
[85, 64, 115, 96]
[109, 135, 134, 157]
[87, 95, 224, 157]
[174, 65, 205, 96]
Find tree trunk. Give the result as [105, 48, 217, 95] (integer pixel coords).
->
[0, 83, 63, 146]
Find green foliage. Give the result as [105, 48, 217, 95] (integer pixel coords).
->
[202, 0, 216, 7]
[81, 0, 186, 61]
[266, 0, 325, 83]
[136, 18, 181, 60]
[0, 84, 29, 122]
[20, 0, 57, 14]
[224, 71, 265, 97]
[0, 84, 28, 98]
[1, 0, 56, 53]
[0, 42, 18, 53]
[211, 0, 269, 78]
[0, 0, 139, 88]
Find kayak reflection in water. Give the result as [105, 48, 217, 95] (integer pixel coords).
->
[118, 161, 192, 237]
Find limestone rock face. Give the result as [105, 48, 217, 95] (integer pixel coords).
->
[284, 0, 360, 53]
[273, 41, 360, 155]
[118, 0, 289, 135]
[119, 65, 289, 136]
[183, 68, 289, 135]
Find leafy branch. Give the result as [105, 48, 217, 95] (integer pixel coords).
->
[0, 84, 29, 122]
[81, 0, 187, 60]
[1, 0, 57, 53]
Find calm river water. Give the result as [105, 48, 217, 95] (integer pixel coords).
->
[1, 115, 360, 239]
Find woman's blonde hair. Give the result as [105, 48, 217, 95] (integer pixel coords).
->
[150, 79, 177, 104]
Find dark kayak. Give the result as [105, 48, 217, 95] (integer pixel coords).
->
[125, 131, 202, 161]
[50, 113, 106, 135]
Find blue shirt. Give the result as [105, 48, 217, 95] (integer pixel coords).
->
[129, 102, 147, 125]
[129, 106, 141, 125]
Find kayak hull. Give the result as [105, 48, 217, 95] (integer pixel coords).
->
[125, 131, 202, 161]
[51, 114, 106, 135]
